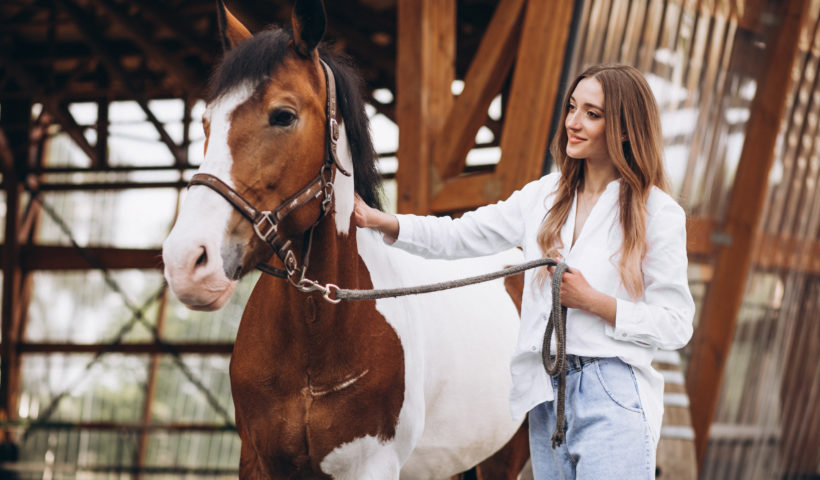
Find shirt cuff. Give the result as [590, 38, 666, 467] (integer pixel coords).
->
[613, 298, 644, 343]
[390, 214, 415, 247]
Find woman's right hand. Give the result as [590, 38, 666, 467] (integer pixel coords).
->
[353, 194, 400, 242]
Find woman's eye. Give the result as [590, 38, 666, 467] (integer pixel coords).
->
[269, 109, 297, 127]
[567, 103, 576, 111]
[587, 111, 600, 119]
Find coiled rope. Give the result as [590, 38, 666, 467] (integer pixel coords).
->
[541, 262, 570, 448]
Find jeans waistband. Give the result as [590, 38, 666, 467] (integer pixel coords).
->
[550, 354, 598, 373]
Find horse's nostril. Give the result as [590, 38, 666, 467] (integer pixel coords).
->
[195, 248, 208, 267]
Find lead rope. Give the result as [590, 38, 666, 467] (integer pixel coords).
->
[256, 257, 565, 302]
[257, 256, 571, 448]
[541, 262, 570, 448]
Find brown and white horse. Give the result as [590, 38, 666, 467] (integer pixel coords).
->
[162, 1, 526, 478]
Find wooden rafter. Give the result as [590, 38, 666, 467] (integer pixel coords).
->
[0, 56, 98, 162]
[93, 0, 205, 93]
[54, 0, 187, 166]
[685, 0, 812, 465]
[134, 0, 217, 63]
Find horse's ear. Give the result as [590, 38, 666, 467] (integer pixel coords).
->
[217, 0, 252, 51]
[291, 0, 326, 58]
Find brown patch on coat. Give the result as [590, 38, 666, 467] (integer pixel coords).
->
[230, 224, 404, 478]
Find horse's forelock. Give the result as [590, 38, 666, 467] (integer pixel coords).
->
[208, 29, 292, 102]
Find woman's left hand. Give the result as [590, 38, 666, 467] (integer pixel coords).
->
[548, 265, 616, 325]
[549, 265, 593, 310]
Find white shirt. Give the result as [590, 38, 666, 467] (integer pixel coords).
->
[391, 172, 695, 443]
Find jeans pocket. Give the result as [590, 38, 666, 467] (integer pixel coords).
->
[593, 358, 643, 413]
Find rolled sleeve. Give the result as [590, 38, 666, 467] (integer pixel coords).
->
[391, 179, 545, 260]
[609, 202, 695, 350]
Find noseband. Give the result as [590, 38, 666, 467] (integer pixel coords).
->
[189, 59, 351, 284]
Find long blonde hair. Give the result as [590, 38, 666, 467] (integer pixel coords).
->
[537, 64, 669, 298]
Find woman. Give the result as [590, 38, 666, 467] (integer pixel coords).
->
[354, 64, 694, 479]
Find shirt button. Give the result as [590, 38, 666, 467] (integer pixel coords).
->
[530, 346, 537, 352]
[621, 333, 628, 338]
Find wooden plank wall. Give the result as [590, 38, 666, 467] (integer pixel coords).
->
[685, 0, 811, 464]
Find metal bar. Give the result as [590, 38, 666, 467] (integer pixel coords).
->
[14, 342, 234, 355]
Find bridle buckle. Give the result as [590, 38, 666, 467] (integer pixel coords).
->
[253, 212, 277, 242]
[329, 117, 339, 143]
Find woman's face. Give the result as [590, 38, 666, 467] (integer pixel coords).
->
[565, 77, 609, 163]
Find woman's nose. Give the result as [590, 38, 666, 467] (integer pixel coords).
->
[566, 111, 580, 129]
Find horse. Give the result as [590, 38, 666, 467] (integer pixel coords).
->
[162, 0, 528, 478]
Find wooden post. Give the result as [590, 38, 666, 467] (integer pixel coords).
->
[0, 100, 30, 432]
[495, 0, 574, 195]
[431, 0, 526, 182]
[685, 0, 810, 465]
[395, 0, 455, 214]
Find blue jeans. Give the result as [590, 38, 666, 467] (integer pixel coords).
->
[528, 356, 655, 480]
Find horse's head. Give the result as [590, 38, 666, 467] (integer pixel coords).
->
[163, 0, 379, 310]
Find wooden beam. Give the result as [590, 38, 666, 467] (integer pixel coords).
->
[431, 0, 525, 182]
[496, 0, 574, 196]
[685, 0, 811, 465]
[18, 217, 813, 274]
[137, 289, 170, 480]
[18, 245, 162, 271]
[13, 421, 236, 432]
[0, 56, 98, 162]
[15, 342, 233, 355]
[0, 103, 28, 433]
[95, 98, 108, 169]
[395, 0, 455, 214]
[430, 171, 502, 213]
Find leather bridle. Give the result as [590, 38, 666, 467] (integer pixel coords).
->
[188, 59, 351, 292]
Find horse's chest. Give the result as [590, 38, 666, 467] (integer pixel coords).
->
[230, 297, 406, 476]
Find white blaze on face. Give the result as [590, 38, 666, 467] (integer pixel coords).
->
[162, 84, 254, 310]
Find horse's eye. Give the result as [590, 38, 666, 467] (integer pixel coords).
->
[269, 109, 297, 127]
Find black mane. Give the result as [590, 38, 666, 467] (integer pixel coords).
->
[209, 28, 384, 210]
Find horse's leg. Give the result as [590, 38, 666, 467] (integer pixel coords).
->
[238, 439, 270, 480]
[473, 421, 530, 480]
